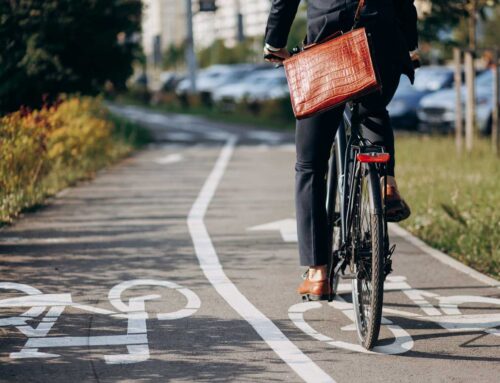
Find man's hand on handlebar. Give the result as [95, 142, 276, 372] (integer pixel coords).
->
[410, 49, 421, 69]
[263, 46, 290, 63]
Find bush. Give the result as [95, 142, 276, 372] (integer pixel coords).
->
[0, 97, 150, 223]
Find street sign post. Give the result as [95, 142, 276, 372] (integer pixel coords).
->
[185, 0, 198, 93]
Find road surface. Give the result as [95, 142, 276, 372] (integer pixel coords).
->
[0, 104, 499, 383]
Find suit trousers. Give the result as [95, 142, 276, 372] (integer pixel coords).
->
[295, 60, 400, 267]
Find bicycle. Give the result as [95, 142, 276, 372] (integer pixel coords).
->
[325, 102, 394, 350]
[265, 50, 394, 350]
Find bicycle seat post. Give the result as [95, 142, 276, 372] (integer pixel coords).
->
[350, 102, 362, 137]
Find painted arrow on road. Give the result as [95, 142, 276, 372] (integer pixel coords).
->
[154, 153, 183, 165]
[247, 219, 297, 243]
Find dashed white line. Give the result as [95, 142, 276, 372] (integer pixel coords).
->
[187, 137, 336, 383]
[154, 153, 183, 164]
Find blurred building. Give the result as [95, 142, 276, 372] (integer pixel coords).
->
[141, 0, 271, 66]
[193, 0, 270, 48]
[142, 0, 187, 65]
[142, 0, 428, 64]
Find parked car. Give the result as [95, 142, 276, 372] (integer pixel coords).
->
[246, 71, 289, 103]
[212, 68, 288, 110]
[197, 64, 269, 105]
[417, 69, 495, 134]
[175, 64, 274, 105]
[175, 65, 232, 98]
[388, 66, 455, 130]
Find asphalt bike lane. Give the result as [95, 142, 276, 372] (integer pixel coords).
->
[0, 131, 302, 380]
[208, 137, 500, 382]
[1, 105, 499, 382]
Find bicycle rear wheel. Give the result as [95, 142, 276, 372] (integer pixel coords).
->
[351, 163, 385, 350]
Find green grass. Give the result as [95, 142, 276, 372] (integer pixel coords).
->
[396, 135, 499, 280]
[109, 114, 153, 149]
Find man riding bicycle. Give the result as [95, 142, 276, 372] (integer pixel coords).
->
[264, 0, 418, 300]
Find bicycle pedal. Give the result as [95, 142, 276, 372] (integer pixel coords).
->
[301, 294, 330, 302]
[332, 213, 341, 226]
[384, 259, 393, 279]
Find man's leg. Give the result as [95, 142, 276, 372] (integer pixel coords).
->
[359, 68, 411, 221]
[295, 106, 344, 278]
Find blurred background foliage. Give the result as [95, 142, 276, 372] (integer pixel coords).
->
[0, 0, 143, 113]
[0, 97, 151, 223]
[198, 38, 259, 68]
[418, 0, 499, 44]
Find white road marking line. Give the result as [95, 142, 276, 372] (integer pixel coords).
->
[0, 237, 71, 244]
[246, 218, 499, 291]
[248, 219, 298, 242]
[154, 153, 183, 164]
[187, 137, 336, 383]
[23, 334, 148, 348]
[107, 279, 201, 321]
[1, 280, 201, 364]
[279, 144, 296, 152]
[245, 131, 283, 143]
[291, 276, 500, 352]
[288, 299, 414, 355]
[389, 223, 500, 289]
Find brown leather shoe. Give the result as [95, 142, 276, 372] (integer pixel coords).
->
[385, 185, 411, 223]
[298, 278, 332, 301]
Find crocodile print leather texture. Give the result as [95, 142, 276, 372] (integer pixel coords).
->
[284, 28, 380, 120]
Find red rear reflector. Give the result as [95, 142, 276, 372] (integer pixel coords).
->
[357, 153, 390, 163]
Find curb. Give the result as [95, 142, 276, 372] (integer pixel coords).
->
[388, 223, 499, 288]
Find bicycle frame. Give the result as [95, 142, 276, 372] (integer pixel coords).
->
[326, 102, 389, 276]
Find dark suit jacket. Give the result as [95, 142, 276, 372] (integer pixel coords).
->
[265, 0, 418, 80]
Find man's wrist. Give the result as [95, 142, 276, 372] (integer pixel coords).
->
[265, 43, 283, 52]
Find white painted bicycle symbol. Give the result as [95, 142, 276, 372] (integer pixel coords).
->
[0, 279, 201, 364]
[289, 276, 500, 355]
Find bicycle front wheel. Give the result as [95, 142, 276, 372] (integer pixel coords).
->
[351, 163, 385, 350]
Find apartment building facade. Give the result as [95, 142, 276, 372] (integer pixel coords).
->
[142, 0, 187, 61]
[193, 0, 271, 48]
[142, 0, 430, 63]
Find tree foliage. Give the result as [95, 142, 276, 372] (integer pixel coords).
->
[163, 43, 185, 70]
[0, 0, 143, 113]
[197, 38, 259, 68]
[419, 0, 499, 45]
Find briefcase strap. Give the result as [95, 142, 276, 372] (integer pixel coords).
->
[303, 0, 367, 50]
[354, 0, 366, 25]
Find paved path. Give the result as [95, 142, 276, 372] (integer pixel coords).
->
[1, 105, 499, 383]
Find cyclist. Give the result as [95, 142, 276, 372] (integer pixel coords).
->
[264, 0, 418, 299]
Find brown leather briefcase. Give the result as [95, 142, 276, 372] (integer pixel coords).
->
[283, 1, 380, 119]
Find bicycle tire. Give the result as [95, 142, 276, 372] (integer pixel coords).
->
[351, 163, 385, 350]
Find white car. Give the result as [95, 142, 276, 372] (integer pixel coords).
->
[417, 69, 496, 134]
[175, 65, 232, 96]
[212, 68, 289, 107]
